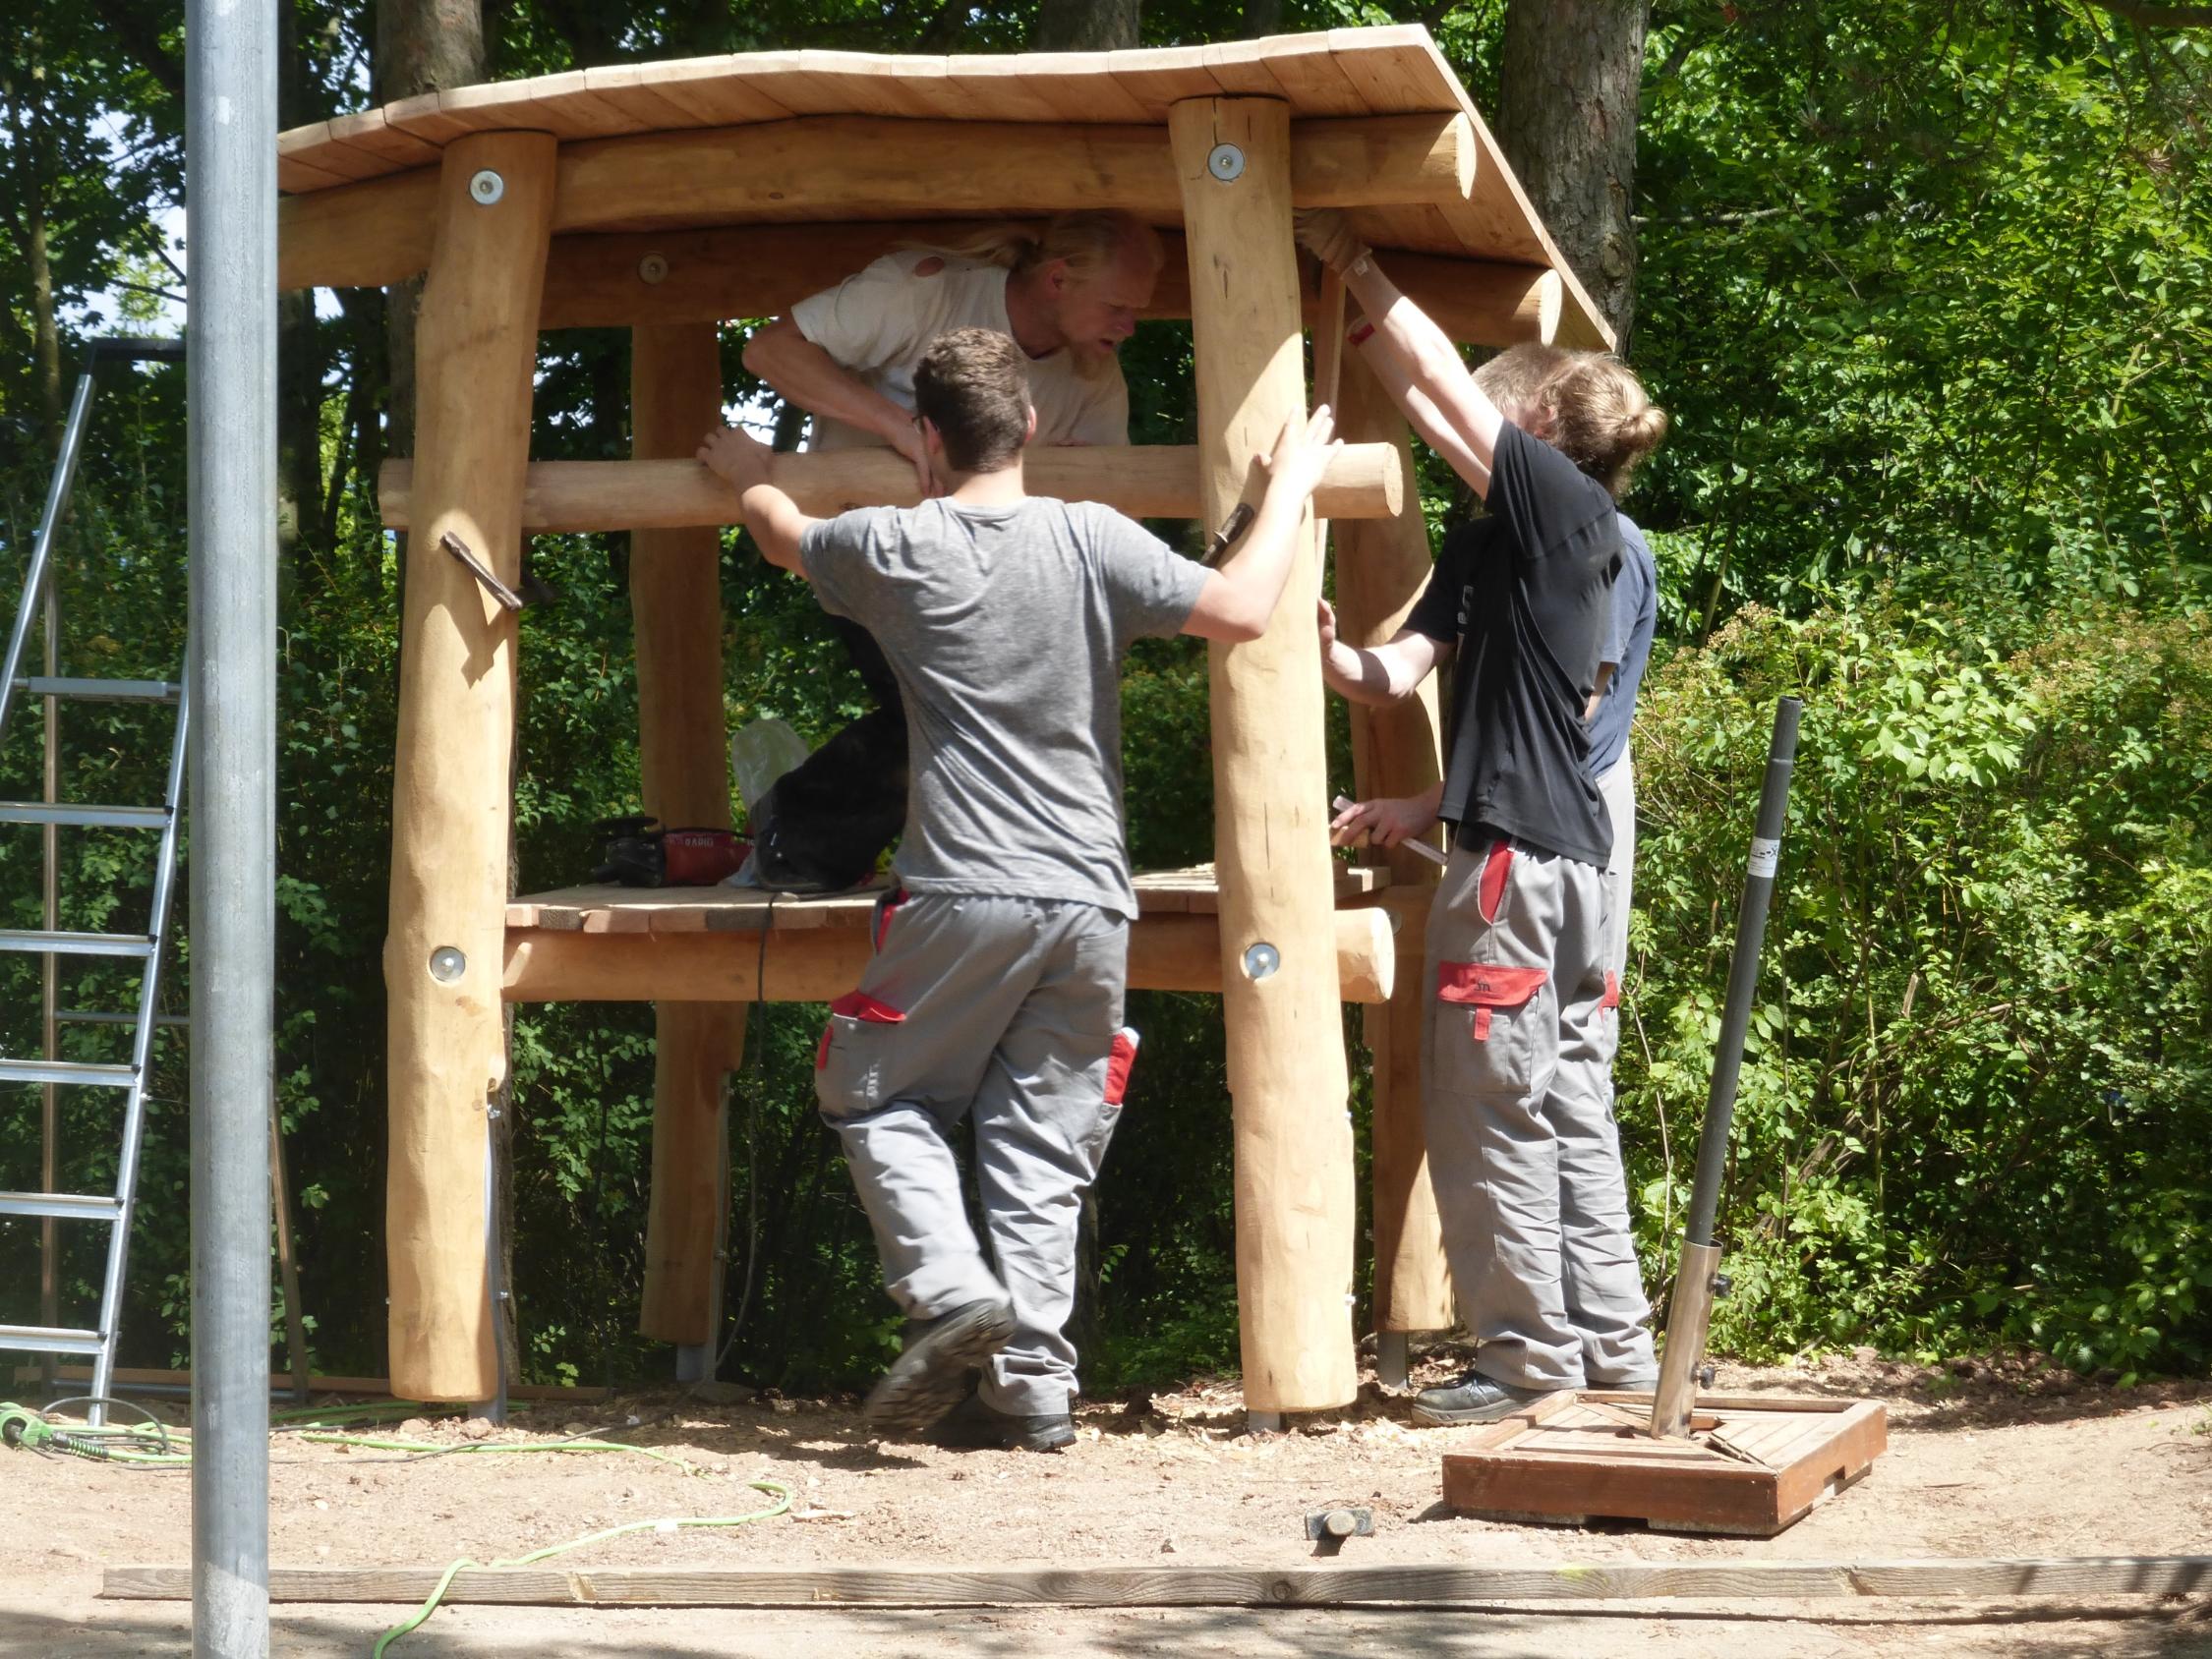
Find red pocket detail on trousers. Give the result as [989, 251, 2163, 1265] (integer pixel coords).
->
[1105, 1028, 1140, 1106]
[829, 990, 905, 1023]
[1601, 971, 1621, 1010]
[1436, 961, 1547, 1044]
[815, 1024, 833, 1070]
[1478, 838, 1514, 924]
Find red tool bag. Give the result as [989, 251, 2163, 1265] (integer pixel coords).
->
[592, 817, 748, 887]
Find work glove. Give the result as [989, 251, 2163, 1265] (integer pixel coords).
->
[1295, 209, 1372, 278]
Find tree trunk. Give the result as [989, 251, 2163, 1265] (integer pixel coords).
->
[1495, 0, 1650, 348]
[1243, 0, 1282, 37]
[26, 203, 63, 451]
[276, 287, 324, 568]
[1030, 0, 1140, 51]
[374, 0, 487, 464]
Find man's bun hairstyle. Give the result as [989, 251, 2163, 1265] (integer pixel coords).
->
[913, 327, 1032, 475]
[1531, 353, 1668, 502]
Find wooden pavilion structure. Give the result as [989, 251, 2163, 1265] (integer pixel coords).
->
[272, 26, 1612, 1412]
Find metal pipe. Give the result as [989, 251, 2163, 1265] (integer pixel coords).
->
[0, 373, 97, 739]
[1650, 697, 1802, 1439]
[186, 0, 276, 1650]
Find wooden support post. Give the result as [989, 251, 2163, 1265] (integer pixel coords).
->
[383, 132, 556, 1403]
[629, 323, 747, 1350]
[1172, 96, 1356, 1413]
[1330, 342, 1457, 1343]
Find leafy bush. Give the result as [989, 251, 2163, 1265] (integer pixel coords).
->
[1628, 600, 2212, 1377]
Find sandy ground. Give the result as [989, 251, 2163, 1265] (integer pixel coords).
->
[3, 1348, 2208, 1656]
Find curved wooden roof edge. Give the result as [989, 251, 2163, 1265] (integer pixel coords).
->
[276, 27, 1611, 350]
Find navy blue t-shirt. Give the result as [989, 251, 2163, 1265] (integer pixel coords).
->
[1587, 513, 1657, 777]
[1404, 423, 1622, 868]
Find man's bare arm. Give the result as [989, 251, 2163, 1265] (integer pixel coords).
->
[697, 425, 820, 575]
[742, 316, 935, 492]
[1316, 599, 1450, 707]
[1183, 407, 1341, 644]
[1297, 212, 1505, 500]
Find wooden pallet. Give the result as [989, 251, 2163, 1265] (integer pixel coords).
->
[1440, 1390, 1889, 1538]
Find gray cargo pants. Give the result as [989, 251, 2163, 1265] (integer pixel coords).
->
[1422, 834, 1656, 1390]
[815, 888, 1133, 1416]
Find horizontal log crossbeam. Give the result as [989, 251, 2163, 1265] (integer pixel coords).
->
[378, 442, 1403, 534]
[282, 113, 1503, 298]
[505, 906, 1399, 1005]
[531, 224, 1561, 346]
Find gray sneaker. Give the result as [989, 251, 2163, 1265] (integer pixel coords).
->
[1411, 1369, 1554, 1426]
[863, 1292, 1017, 1436]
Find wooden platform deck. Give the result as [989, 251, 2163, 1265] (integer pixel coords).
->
[506, 863, 1387, 933]
[501, 865, 1404, 1005]
[1440, 1391, 1891, 1538]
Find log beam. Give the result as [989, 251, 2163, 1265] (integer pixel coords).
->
[382, 132, 556, 1403]
[534, 226, 1560, 347]
[1173, 96, 1356, 1413]
[278, 113, 1475, 291]
[629, 323, 746, 1351]
[377, 442, 1405, 534]
[555, 112, 1472, 233]
[503, 908, 1396, 1006]
[1330, 340, 1457, 1340]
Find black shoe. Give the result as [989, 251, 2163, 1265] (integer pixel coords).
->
[863, 1293, 1017, 1436]
[930, 1388, 1077, 1454]
[1410, 1368, 1556, 1426]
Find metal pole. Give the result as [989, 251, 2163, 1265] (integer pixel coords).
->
[1649, 697, 1801, 1439]
[186, 0, 276, 1652]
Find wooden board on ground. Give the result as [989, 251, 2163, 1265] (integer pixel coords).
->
[1440, 1390, 1890, 1538]
[507, 865, 1389, 933]
[103, 1554, 2212, 1607]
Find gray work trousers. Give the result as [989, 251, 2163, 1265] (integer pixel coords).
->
[1422, 834, 1656, 1390]
[814, 889, 1132, 1415]
[1597, 750, 1637, 986]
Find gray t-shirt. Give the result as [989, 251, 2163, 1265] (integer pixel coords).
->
[798, 496, 1209, 919]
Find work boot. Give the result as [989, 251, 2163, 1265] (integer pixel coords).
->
[931, 1388, 1077, 1454]
[862, 1292, 1017, 1436]
[1410, 1368, 1555, 1426]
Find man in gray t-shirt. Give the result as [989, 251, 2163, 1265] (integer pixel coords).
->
[702, 326, 1338, 1449]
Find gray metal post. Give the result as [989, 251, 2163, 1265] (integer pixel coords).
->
[186, 0, 276, 1652]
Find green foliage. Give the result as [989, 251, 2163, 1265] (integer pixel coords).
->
[1629, 601, 2212, 1376]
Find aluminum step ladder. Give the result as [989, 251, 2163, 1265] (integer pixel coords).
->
[0, 339, 188, 1421]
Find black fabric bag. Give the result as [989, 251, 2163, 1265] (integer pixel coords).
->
[747, 705, 908, 893]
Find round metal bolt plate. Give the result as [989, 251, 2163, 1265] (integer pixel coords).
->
[1323, 1509, 1359, 1539]
[637, 253, 670, 285]
[468, 168, 505, 206]
[1207, 143, 1245, 183]
[1242, 941, 1280, 981]
[429, 945, 467, 983]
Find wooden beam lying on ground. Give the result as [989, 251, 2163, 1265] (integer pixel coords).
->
[378, 442, 1404, 534]
[532, 224, 1561, 346]
[103, 1556, 2212, 1607]
[13, 1365, 609, 1402]
[504, 908, 1396, 1005]
[281, 113, 1474, 291]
